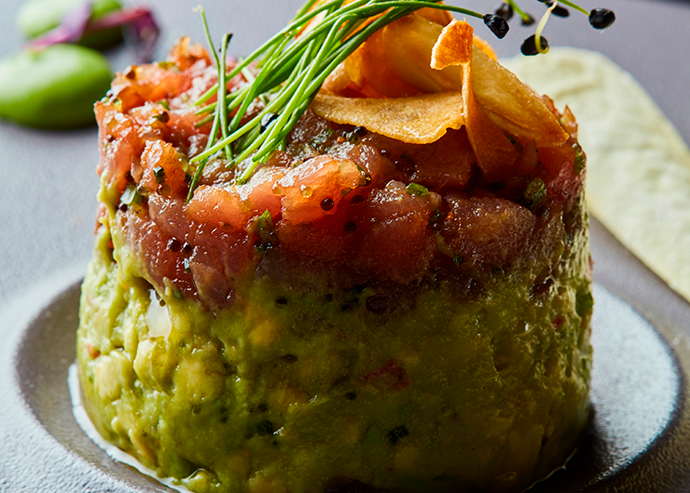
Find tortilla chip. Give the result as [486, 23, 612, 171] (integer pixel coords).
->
[312, 92, 465, 144]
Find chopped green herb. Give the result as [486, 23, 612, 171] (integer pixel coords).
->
[406, 182, 429, 197]
[153, 166, 166, 184]
[429, 208, 444, 226]
[524, 177, 547, 207]
[152, 111, 169, 123]
[120, 184, 142, 206]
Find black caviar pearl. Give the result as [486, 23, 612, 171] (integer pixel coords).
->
[320, 198, 335, 211]
[589, 8, 615, 29]
[260, 113, 279, 133]
[344, 221, 356, 232]
[521, 13, 535, 26]
[521, 34, 549, 56]
[546, 1, 569, 17]
[350, 195, 365, 204]
[118, 203, 128, 213]
[495, 2, 513, 21]
[182, 242, 194, 255]
[483, 13, 510, 39]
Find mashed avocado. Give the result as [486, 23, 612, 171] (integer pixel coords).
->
[77, 195, 592, 493]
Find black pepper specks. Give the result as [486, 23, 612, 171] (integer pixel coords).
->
[275, 296, 289, 307]
[260, 113, 279, 133]
[386, 425, 409, 446]
[256, 420, 274, 435]
[345, 392, 357, 400]
[167, 237, 181, 252]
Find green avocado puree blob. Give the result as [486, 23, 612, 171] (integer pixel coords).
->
[77, 193, 593, 493]
[0, 44, 111, 129]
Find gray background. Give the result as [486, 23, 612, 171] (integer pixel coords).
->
[0, 0, 688, 308]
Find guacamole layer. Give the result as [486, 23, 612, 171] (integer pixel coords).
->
[77, 194, 592, 493]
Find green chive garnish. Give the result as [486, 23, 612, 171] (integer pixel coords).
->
[406, 183, 429, 197]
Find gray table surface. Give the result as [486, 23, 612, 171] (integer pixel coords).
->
[0, 0, 688, 309]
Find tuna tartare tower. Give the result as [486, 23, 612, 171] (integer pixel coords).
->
[77, 6, 593, 493]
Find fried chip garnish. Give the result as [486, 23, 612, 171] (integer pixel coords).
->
[312, 92, 465, 144]
[471, 49, 568, 147]
[318, 11, 567, 151]
[431, 20, 517, 180]
[472, 35, 497, 62]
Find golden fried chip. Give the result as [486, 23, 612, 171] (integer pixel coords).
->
[311, 92, 465, 144]
[432, 20, 516, 180]
[321, 12, 567, 149]
[472, 48, 568, 147]
[472, 35, 498, 62]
